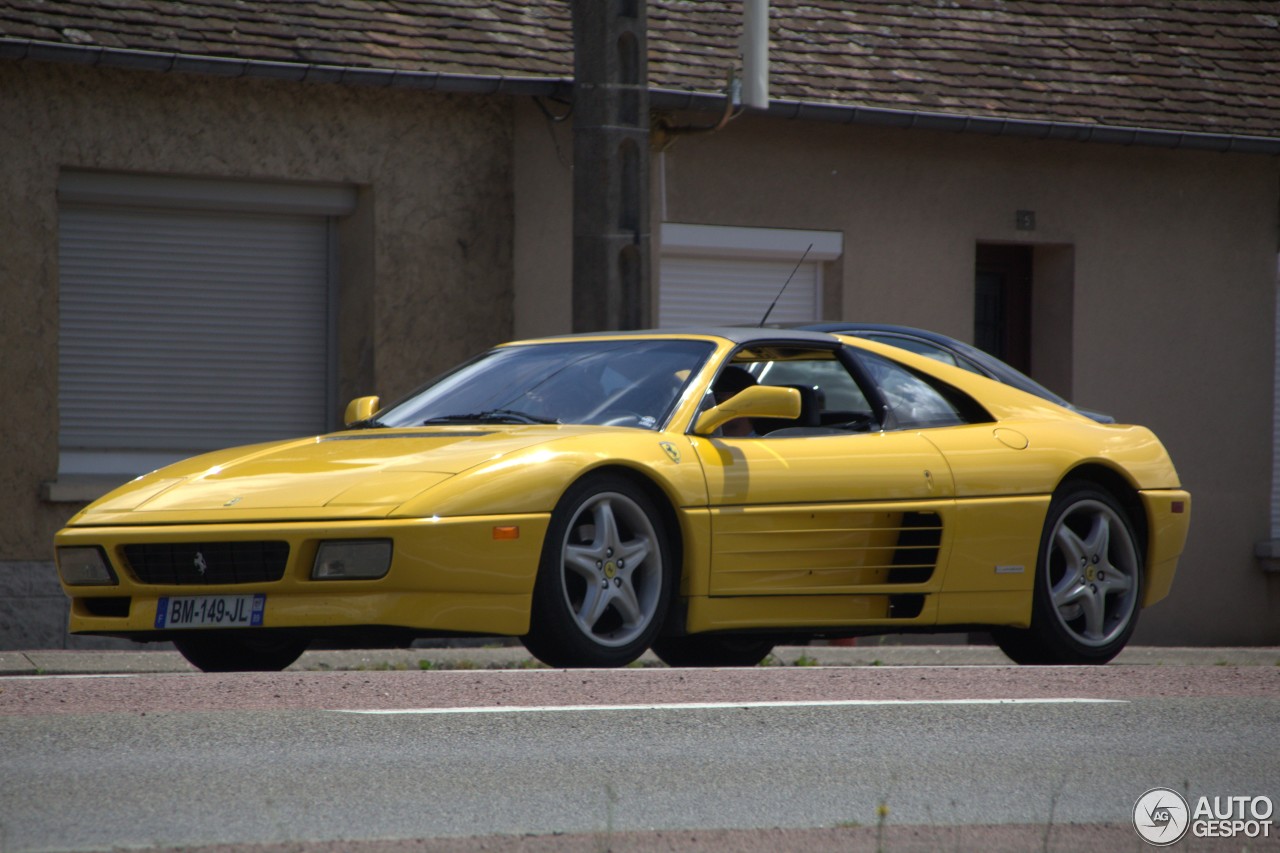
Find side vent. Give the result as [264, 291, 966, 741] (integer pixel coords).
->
[889, 594, 926, 619]
[887, 511, 942, 584]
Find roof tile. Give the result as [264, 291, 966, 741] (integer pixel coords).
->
[0, 0, 1276, 138]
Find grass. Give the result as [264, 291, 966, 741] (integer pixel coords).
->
[876, 799, 890, 853]
[843, 781, 1087, 853]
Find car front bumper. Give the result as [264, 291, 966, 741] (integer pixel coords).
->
[55, 513, 551, 639]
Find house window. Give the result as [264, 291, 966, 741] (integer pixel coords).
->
[658, 223, 842, 327]
[52, 172, 356, 497]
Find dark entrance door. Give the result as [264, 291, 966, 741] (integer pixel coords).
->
[974, 244, 1033, 373]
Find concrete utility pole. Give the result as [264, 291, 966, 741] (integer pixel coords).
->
[570, 0, 650, 331]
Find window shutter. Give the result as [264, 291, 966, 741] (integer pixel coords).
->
[658, 255, 820, 327]
[58, 205, 331, 459]
[656, 224, 841, 329]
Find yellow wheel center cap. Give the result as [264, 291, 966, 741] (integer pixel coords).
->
[1085, 565, 1097, 582]
[603, 562, 618, 579]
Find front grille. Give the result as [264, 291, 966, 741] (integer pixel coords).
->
[123, 541, 289, 585]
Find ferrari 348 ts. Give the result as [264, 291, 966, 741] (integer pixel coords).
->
[54, 328, 1190, 671]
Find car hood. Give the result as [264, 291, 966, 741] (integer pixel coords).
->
[73, 426, 572, 524]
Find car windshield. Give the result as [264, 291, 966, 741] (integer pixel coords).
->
[374, 339, 716, 430]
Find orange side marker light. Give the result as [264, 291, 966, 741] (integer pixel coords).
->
[493, 526, 520, 540]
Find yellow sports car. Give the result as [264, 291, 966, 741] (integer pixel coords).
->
[54, 329, 1190, 671]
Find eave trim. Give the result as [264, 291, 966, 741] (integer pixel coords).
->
[4, 38, 1277, 156]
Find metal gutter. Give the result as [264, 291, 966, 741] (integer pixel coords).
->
[4, 37, 1278, 156]
[651, 88, 1280, 156]
[0, 37, 574, 98]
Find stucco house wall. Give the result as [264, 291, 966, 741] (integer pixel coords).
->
[0, 61, 514, 647]
[513, 101, 1280, 645]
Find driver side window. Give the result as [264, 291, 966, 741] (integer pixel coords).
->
[729, 349, 877, 436]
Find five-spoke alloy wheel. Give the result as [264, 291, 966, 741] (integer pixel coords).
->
[996, 484, 1144, 665]
[522, 474, 674, 667]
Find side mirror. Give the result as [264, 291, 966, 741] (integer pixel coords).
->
[694, 385, 801, 435]
[344, 395, 380, 427]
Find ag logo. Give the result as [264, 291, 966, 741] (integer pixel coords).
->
[1134, 787, 1190, 846]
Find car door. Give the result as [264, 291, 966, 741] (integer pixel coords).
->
[690, 346, 955, 597]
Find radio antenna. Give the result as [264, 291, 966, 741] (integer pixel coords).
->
[758, 243, 813, 327]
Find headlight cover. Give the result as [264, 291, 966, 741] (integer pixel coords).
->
[312, 539, 393, 580]
[56, 546, 119, 586]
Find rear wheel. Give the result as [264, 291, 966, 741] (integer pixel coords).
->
[995, 485, 1143, 665]
[521, 474, 674, 668]
[651, 634, 775, 667]
[172, 632, 309, 672]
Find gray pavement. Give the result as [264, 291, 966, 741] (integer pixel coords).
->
[2, 642, 1278, 676]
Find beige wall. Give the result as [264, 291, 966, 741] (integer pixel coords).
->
[514, 102, 1280, 645]
[0, 61, 514, 559]
[513, 103, 574, 340]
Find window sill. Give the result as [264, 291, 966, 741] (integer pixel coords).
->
[42, 475, 132, 504]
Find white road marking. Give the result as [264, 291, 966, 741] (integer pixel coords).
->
[336, 697, 1126, 715]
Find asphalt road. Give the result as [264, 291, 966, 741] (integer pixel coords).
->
[2, 659, 1278, 853]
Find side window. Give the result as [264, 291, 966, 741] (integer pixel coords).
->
[856, 350, 979, 429]
[715, 347, 878, 436]
[754, 359, 870, 413]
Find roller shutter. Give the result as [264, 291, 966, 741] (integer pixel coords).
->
[658, 255, 820, 327]
[56, 174, 351, 476]
[657, 223, 842, 328]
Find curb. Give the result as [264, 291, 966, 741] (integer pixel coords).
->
[3, 645, 1278, 676]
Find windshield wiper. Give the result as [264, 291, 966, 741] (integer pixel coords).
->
[423, 409, 559, 425]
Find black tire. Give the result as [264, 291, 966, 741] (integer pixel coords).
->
[172, 631, 309, 673]
[521, 474, 675, 668]
[995, 484, 1143, 665]
[651, 634, 775, 667]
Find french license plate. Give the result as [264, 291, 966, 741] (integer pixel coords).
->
[155, 594, 265, 629]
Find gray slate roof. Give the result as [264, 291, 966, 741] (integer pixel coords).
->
[2, 1, 1278, 144]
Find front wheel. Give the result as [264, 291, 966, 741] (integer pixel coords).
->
[521, 474, 675, 668]
[172, 631, 309, 672]
[995, 485, 1143, 665]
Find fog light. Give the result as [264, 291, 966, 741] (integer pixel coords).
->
[312, 540, 392, 580]
[56, 546, 118, 586]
